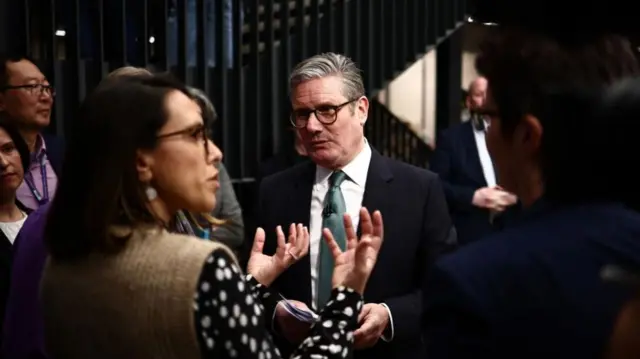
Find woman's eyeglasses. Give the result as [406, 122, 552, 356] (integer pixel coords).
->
[157, 124, 212, 155]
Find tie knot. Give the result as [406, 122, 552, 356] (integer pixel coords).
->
[329, 171, 347, 188]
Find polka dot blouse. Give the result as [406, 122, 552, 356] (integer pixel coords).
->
[194, 249, 364, 359]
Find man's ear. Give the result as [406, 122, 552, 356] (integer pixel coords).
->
[357, 96, 369, 125]
[517, 114, 543, 155]
[136, 149, 154, 183]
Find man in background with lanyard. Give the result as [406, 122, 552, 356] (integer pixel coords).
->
[0, 53, 64, 210]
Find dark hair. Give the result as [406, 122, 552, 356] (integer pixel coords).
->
[476, 28, 640, 204]
[476, 28, 640, 133]
[45, 73, 194, 261]
[0, 53, 35, 88]
[0, 112, 30, 172]
[585, 78, 640, 210]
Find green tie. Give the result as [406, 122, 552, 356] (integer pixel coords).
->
[318, 171, 348, 308]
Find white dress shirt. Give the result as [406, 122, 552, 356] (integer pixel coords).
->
[307, 139, 394, 341]
[472, 121, 496, 187]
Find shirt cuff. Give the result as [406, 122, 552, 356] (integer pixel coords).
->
[380, 303, 394, 342]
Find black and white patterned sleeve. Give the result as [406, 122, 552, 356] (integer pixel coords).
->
[194, 248, 363, 359]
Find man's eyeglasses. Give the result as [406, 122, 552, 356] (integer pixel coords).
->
[157, 124, 212, 156]
[290, 98, 358, 128]
[1, 84, 56, 97]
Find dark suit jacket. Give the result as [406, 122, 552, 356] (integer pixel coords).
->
[423, 201, 640, 359]
[256, 150, 309, 185]
[0, 201, 33, 350]
[257, 148, 456, 359]
[429, 122, 499, 245]
[42, 133, 64, 176]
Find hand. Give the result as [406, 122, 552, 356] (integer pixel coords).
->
[322, 207, 384, 294]
[472, 187, 517, 212]
[354, 303, 390, 349]
[247, 223, 309, 287]
[275, 300, 313, 344]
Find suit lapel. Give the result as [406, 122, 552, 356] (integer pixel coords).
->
[286, 162, 315, 304]
[289, 161, 315, 226]
[359, 149, 393, 237]
[461, 122, 488, 187]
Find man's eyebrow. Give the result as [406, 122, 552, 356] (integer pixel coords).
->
[22, 76, 48, 83]
[293, 101, 341, 110]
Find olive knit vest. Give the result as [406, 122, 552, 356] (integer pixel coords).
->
[40, 226, 234, 359]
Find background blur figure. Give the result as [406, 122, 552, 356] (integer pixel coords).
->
[423, 28, 640, 359]
[187, 87, 244, 250]
[0, 118, 32, 350]
[0, 54, 63, 211]
[430, 77, 517, 245]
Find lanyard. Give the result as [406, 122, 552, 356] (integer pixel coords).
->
[24, 155, 49, 206]
[175, 211, 210, 240]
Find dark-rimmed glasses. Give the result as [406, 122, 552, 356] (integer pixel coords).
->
[1, 84, 56, 97]
[290, 98, 358, 128]
[157, 124, 212, 156]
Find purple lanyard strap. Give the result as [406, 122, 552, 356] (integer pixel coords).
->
[24, 155, 49, 205]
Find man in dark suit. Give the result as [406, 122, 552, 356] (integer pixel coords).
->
[430, 77, 517, 245]
[256, 52, 455, 359]
[0, 53, 64, 210]
[422, 27, 640, 359]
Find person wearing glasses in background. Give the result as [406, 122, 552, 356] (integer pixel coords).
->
[186, 87, 245, 251]
[0, 53, 64, 211]
[254, 52, 456, 359]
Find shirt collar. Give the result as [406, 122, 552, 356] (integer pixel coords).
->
[31, 134, 48, 162]
[315, 138, 372, 187]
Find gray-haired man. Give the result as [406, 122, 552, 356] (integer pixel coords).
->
[255, 52, 456, 359]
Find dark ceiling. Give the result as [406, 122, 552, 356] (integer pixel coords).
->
[467, 0, 638, 36]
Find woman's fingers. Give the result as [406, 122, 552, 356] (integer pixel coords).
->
[297, 225, 310, 257]
[276, 225, 286, 248]
[359, 207, 373, 236]
[322, 228, 343, 260]
[371, 210, 384, 251]
[251, 227, 266, 254]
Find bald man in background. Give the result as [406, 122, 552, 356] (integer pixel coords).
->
[429, 77, 517, 245]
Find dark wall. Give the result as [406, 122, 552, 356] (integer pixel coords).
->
[0, 0, 5, 53]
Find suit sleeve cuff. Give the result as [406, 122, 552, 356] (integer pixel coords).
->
[380, 303, 395, 342]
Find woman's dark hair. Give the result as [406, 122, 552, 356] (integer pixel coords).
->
[45, 73, 194, 261]
[0, 113, 30, 174]
[475, 27, 640, 204]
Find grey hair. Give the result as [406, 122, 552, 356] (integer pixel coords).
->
[187, 87, 218, 123]
[289, 52, 365, 100]
[106, 66, 152, 78]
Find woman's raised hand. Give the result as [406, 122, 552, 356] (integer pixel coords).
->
[247, 223, 309, 286]
[322, 207, 384, 294]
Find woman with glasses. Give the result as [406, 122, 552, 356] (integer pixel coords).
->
[176, 87, 245, 250]
[40, 73, 383, 359]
